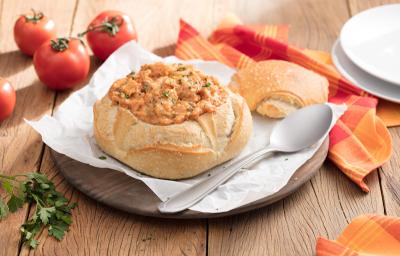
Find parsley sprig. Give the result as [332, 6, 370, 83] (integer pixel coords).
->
[0, 172, 76, 249]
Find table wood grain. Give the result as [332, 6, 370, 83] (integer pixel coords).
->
[0, 0, 398, 255]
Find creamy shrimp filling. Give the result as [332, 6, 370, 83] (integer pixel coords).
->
[108, 62, 228, 125]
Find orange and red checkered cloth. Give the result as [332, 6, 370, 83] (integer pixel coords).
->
[175, 15, 399, 192]
[175, 15, 400, 256]
[316, 215, 400, 255]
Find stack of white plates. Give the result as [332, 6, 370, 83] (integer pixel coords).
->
[332, 4, 400, 103]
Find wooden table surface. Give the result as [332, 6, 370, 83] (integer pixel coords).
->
[1, 0, 399, 255]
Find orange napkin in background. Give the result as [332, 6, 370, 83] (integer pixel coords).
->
[316, 215, 400, 256]
[175, 15, 398, 192]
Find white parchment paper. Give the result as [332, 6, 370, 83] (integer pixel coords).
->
[26, 41, 346, 213]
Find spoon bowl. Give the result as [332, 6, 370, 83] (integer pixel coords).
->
[270, 104, 333, 152]
[158, 104, 334, 213]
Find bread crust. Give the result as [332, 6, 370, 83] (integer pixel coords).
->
[230, 60, 328, 118]
[93, 90, 252, 179]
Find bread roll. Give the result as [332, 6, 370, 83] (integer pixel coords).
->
[229, 60, 328, 118]
[93, 63, 252, 180]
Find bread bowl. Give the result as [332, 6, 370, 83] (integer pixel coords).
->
[229, 60, 329, 118]
[93, 62, 252, 179]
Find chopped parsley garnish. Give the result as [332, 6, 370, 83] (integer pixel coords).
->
[120, 92, 130, 99]
[99, 156, 107, 160]
[142, 82, 150, 92]
[203, 82, 211, 88]
[127, 71, 135, 77]
[162, 91, 170, 98]
[0, 172, 76, 249]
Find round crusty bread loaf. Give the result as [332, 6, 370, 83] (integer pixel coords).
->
[229, 60, 329, 118]
[93, 89, 252, 180]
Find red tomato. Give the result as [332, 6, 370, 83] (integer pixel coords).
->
[81, 10, 137, 61]
[14, 10, 56, 56]
[33, 38, 90, 90]
[0, 78, 16, 121]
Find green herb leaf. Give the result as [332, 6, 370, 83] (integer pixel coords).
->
[29, 239, 39, 249]
[48, 221, 69, 240]
[2, 180, 13, 194]
[60, 214, 72, 225]
[99, 156, 107, 160]
[162, 91, 169, 98]
[7, 194, 24, 212]
[0, 199, 9, 219]
[0, 172, 76, 249]
[120, 91, 130, 99]
[27, 173, 49, 183]
[19, 182, 27, 194]
[142, 82, 150, 93]
[21, 219, 43, 246]
[55, 198, 68, 207]
[203, 82, 211, 88]
[38, 207, 56, 225]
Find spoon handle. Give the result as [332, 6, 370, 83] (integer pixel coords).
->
[158, 146, 277, 213]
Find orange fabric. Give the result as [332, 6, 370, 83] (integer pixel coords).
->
[175, 15, 396, 192]
[316, 215, 400, 256]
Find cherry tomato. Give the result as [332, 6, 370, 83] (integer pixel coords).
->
[0, 78, 16, 121]
[33, 38, 90, 90]
[80, 10, 137, 61]
[14, 10, 56, 56]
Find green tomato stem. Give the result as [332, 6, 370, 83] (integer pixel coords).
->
[77, 16, 123, 38]
[50, 38, 70, 52]
[24, 9, 44, 24]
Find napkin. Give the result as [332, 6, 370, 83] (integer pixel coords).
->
[26, 41, 345, 213]
[175, 15, 396, 192]
[316, 214, 400, 255]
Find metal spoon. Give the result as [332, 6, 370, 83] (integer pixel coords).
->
[158, 104, 333, 213]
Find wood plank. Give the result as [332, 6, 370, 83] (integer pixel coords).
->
[381, 128, 400, 216]
[70, 0, 221, 54]
[207, 0, 385, 255]
[348, 0, 400, 15]
[215, 0, 347, 51]
[348, 0, 400, 216]
[21, 156, 206, 256]
[19, 0, 233, 254]
[0, 1, 77, 256]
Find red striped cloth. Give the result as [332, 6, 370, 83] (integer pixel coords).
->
[316, 215, 400, 255]
[175, 15, 394, 192]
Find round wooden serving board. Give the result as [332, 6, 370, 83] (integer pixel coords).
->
[50, 138, 329, 219]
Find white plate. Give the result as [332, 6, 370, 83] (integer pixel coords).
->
[340, 4, 400, 85]
[332, 39, 400, 103]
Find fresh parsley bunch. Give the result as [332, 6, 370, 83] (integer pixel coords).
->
[0, 172, 76, 248]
